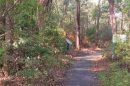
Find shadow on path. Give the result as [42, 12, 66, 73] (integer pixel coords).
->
[64, 48, 102, 86]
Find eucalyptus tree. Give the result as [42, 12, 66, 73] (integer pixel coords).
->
[108, 0, 116, 34]
[3, 0, 14, 76]
[75, 0, 80, 49]
[37, 0, 53, 30]
[95, 0, 101, 44]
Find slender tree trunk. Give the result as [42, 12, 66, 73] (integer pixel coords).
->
[3, 0, 14, 76]
[108, 0, 116, 59]
[75, 0, 80, 50]
[116, 17, 118, 32]
[96, 0, 101, 31]
[96, 0, 101, 45]
[108, 0, 116, 34]
[86, 13, 88, 30]
[37, 0, 52, 30]
[95, 18, 97, 26]
[70, 15, 72, 23]
[107, 16, 110, 26]
[37, 0, 45, 31]
[121, 12, 123, 30]
[64, 4, 67, 15]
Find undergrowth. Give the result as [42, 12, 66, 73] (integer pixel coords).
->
[98, 62, 130, 86]
[98, 39, 130, 86]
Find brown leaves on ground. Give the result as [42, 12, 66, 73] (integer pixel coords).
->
[0, 75, 26, 86]
[91, 53, 109, 72]
[82, 47, 108, 72]
[67, 47, 108, 72]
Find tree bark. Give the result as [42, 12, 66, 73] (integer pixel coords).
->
[37, 0, 52, 30]
[108, 0, 116, 34]
[3, 0, 14, 76]
[121, 12, 123, 30]
[75, 0, 80, 50]
[96, 0, 101, 44]
[37, 0, 45, 31]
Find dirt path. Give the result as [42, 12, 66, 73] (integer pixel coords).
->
[64, 48, 102, 86]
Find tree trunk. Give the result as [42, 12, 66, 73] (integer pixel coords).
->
[96, 0, 101, 30]
[37, 0, 45, 31]
[3, 0, 14, 76]
[108, 0, 116, 59]
[75, 0, 80, 50]
[96, 0, 101, 45]
[86, 13, 88, 30]
[37, 0, 52, 30]
[95, 18, 97, 26]
[108, 0, 116, 34]
[121, 12, 123, 30]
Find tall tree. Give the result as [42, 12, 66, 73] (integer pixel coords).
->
[37, 0, 45, 30]
[75, 0, 80, 50]
[3, 0, 14, 76]
[96, 0, 101, 44]
[108, 0, 116, 34]
[37, 0, 52, 30]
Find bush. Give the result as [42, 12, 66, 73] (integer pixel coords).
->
[0, 48, 4, 65]
[98, 63, 130, 86]
[16, 68, 42, 78]
[44, 27, 67, 53]
[98, 25, 112, 41]
[114, 42, 130, 60]
[86, 27, 96, 43]
[26, 46, 50, 59]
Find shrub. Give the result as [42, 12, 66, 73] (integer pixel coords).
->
[44, 27, 67, 53]
[0, 48, 4, 65]
[26, 46, 50, 59]
[86, 27, 96, 43]
[114, 42, 130, 60]
[16, 68, 42, 78]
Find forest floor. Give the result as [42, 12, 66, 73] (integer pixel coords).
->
[0, 47, 108, 86]
[64, 47, 107, 86]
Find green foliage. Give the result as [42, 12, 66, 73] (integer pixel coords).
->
[98, 62, 130, 86]
[17, 68, 42, 78]
[0, 0, 5, 8]
[100, 32, 130, 86]
[102, 36, 130, 61]
[92, 8, 98, 19]
[15, 0, 37, 30]
[0, 27, 5, 35]
[26, 46, 50, 58]
[98, 27, 112, 41]
[0, 48, 4, 64]
[86, 27, 96, 42]
[122, 0, 130, 13]
[18, 13, 36, 29]
[114, 41, 130, 60]
[44, 26, 66, 53]
[0, 48, 4, 57]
